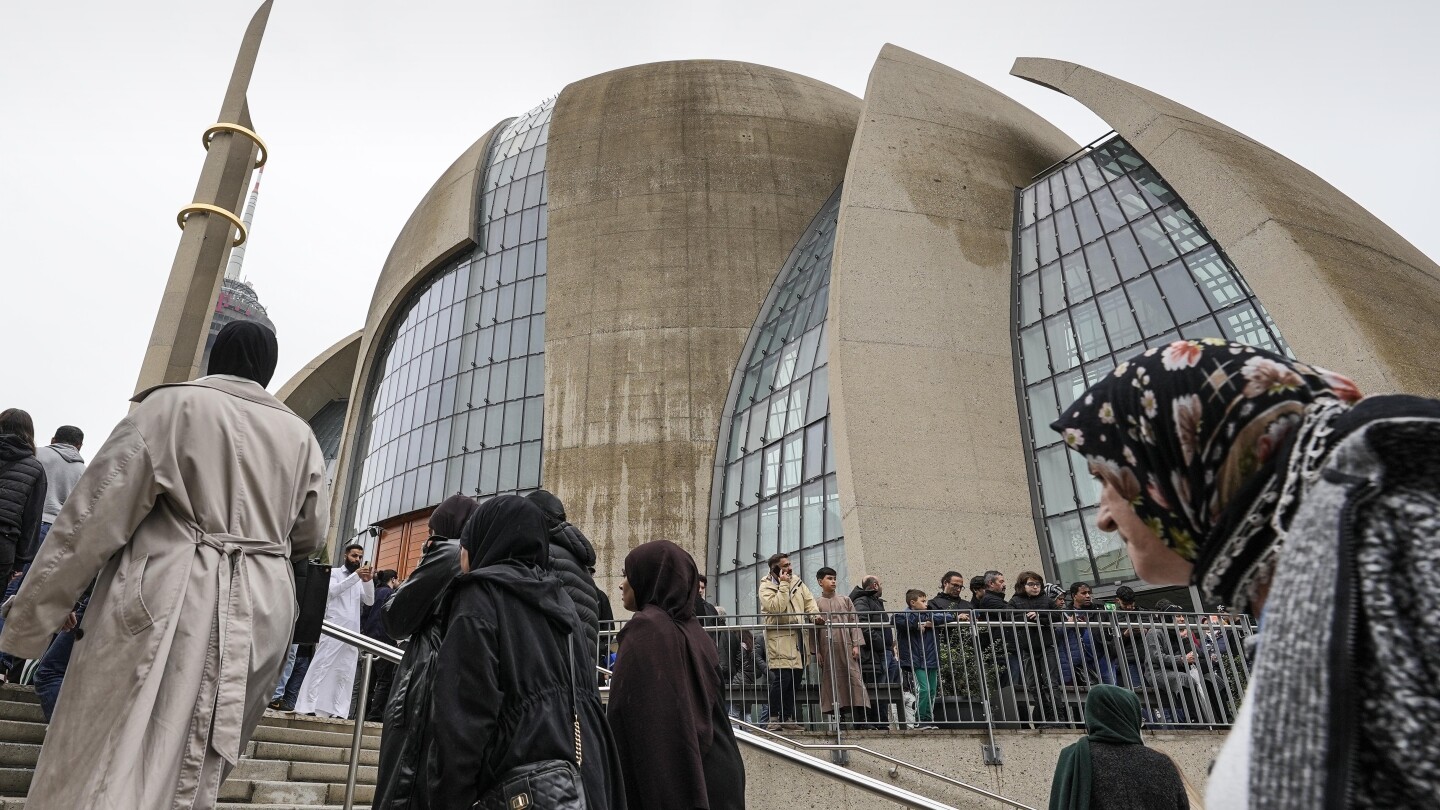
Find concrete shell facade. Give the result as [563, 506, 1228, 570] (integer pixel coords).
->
[277, 48, 1440, 602]
[542, 61, 861, 591]
[1012, 58, 1440, 399]
[828, 46, 1077, 593]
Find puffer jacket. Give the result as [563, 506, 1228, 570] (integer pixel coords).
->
[0, 434, 46, 563]
[374, 538, 460, 810]
[526, 492, 605, 669]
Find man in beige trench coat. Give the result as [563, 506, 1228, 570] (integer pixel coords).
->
[0, 322, 329, 810]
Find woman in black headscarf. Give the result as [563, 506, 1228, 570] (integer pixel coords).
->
[609, 540, 744, 810]
[427, 495, 625, 810]
[1053, 338, 1440, 808]
[375, 493, 479, 810]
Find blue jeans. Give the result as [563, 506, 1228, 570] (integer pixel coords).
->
[282, 653, 312, 707]
[272, 644, 299, 701]
[35, 594, 85, 722]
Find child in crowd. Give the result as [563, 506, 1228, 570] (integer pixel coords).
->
[892, 589, 953, 729]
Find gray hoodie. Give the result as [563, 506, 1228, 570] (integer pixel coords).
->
[36, 443, 85, 524]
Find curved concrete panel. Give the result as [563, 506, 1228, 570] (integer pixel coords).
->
[1012, 58, 1440, 397]
[828, 45, 1078, 590]
[325, 123, 504, 544]
[276, 329, 362, 422]
[543, 60, 862, 590]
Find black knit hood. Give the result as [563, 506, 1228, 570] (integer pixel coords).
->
[0, 435, 33, 462]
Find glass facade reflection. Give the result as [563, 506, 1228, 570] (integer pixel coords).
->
[1013, 136, 1289, 587]
[344, 100, 552, 540]
[708, 187, 844, 616]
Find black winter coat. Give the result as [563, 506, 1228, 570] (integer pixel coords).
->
[375, 539, 461, 810]
[428, 563, 626, 810]
[547, 521, 605, 670]
[1007, 591, 1057, 651]
[0, 434, 46, 564]
[849, 586, 894, 677]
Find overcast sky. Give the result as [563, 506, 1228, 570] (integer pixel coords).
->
[3, 0, 1436, 448]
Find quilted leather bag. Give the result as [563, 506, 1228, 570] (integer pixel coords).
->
[474, 634, 587, 810]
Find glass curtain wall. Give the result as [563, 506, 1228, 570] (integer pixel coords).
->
[344, 100, 553, 540]
[708, 187, 845, 615]
[1013, 136, 1289, 587]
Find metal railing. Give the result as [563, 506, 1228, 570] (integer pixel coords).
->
[600, 608, 1253, 739]
[318, 620, 402, 810]
[315, 619, 1036, 809]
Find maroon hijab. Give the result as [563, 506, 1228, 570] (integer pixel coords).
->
[608, 540, 722, 810]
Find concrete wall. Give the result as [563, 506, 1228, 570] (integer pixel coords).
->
[828, 46, 1078, 595]
[325, 124, 502, 549]
[275, 330, 362, 422]
[1012, 58, 1440, 398]
[741, 728, 1221, 809]
[542, 61, 862, 596]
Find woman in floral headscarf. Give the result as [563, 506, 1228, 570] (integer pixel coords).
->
[1053, 338, 1440, 810]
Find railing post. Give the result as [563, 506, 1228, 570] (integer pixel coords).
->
[343, 652, 374, 810]
[970, 613, 1003, 766]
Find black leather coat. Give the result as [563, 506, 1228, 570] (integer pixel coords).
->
[374, 538, 460, 810]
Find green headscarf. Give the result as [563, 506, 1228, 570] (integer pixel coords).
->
[1048, 685, 1144, 810]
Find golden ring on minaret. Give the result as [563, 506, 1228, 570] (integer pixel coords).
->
[177, 204, 248, 247]
[202, 122, 268, 168]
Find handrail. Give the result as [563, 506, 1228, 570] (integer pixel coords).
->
[314, 620, 1035, 810]
[321, 619, 405, 663]
[733, 728, 964, 810]
[732, 718, 1036, 809]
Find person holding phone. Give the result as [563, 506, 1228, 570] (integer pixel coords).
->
[294, 543, 375, 718]
[757, 551, 821, 731]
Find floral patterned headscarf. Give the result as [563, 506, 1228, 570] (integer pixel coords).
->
[1051, 339, 1362, 567]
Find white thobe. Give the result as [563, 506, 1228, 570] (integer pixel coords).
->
[294, 567, 374, 718]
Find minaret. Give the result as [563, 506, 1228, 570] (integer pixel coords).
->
[133, 1, 273, 393]
[224, 166, 263, 281]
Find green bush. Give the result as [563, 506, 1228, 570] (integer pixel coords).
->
[936, 627, 1006, 700]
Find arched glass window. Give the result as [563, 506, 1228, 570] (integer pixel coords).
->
[707, 186, 844, 615]
[1013, 136, 1289, 587]
[344, 100, 553, 540]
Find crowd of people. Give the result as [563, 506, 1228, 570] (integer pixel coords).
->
[695, 557, 1247, 733]
[1, 317, 1437, 809]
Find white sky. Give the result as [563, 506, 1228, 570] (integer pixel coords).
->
[3, 0, 1436, 448]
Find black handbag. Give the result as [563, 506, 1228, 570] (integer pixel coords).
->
[292, 560, 332, 644]
[474, 634, 587, 810]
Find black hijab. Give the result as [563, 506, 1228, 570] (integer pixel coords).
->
[609, 540, 724, 810]
[207, 321, 279, 387]
[458, 494, 549, 570]
[429, 493, 479, 539]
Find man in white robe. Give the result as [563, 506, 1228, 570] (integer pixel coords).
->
[294, 543, 374, 718]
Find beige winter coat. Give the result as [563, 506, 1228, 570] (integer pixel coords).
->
[0, 376, 328, 810]
[758, 576, 819, 669]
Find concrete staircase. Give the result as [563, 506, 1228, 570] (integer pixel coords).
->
[0, 684, 382, 809]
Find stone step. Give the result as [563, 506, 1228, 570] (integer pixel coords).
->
[249, 724, 380, 751]
[0, 744, 38, 769]
[0, 725, 41, 747]
[288, 761, 378, 785]
[0, 705, 42, 727]
[249, 740, 380, 768]
[258, 710, 383, 735]
[0, 688, 39, 706]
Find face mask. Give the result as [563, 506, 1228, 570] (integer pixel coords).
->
[344, 559, 361, 573]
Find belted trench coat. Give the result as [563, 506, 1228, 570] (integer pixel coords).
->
[0, 375, 328, 810]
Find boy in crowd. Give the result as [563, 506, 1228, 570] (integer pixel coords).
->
[893, 590, 955, 729]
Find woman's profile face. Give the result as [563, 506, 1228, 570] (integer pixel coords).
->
[1093, 469, 1194, 586]
[619, 574, 636, 612]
